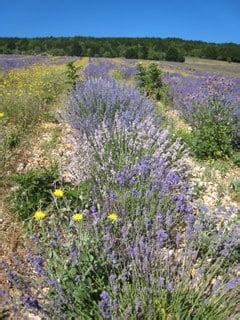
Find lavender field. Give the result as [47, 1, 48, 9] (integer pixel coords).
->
[1, 56, 240, 319]
[0, 54, 77, 71]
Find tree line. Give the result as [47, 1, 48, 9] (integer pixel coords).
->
[0, 36, 240, 62]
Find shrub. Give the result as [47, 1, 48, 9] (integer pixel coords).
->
[135, 63, 166, 99]
[191, 101, 235, 159]
[65, 61, 80, 88]
[172, 128, 193, 148]
[9, 166, 59, 221]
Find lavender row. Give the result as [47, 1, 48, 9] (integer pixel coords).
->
[66, 76, 156, 134]
[0, 54, 77, 71]
[84, 59, 137, 80]
[162, 71, 240, 123]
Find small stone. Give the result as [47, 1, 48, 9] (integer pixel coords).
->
[25, 313, 42, 320]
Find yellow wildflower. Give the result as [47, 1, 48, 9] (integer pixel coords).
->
[53, 189, 64, 198]
[108, 212, 119, 222]
[0, 112, 4, 118]
[34, 210, 46, 220]
[72, 213, 83, 221]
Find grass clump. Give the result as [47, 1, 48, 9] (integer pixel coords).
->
[9, 166, 59, 221]
[111, 68, 124, 81]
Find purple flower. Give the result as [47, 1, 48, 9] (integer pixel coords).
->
[33, 256, 46, 276]
[109, 274, 116, 285]
[167, 281, 174, 292]
[224, 277, 240, 291]
[7, 271, 20, 288]
[157, 229, 168, 247]
[23, 296, 41, 310]
[175, 231, 181, 248]
[156, 213, 163, 224]
[158, 277, 165, 288]
[69, 243, 79, 264]
[99, 291, 112, 319]
[212, 281, 221, 295]
[166, 171, 180, 187]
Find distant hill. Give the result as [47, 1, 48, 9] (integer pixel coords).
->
[0, 36, 240, 62]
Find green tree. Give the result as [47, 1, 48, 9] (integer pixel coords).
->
[70, 41, 82, 56]
[103, 51, 112, 58]
[166, 46, 185, 62]
[147, 47, 159, 60]
[50, 48, 66, 56]
[203, 45, 219, 59]
[137, 45, 148, 59]
[136, 63, 165, 99]
[124, 46, 138, 59]
[1, 36, 240, 62]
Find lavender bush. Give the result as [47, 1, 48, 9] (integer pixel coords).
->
[120, 65, 137, 79]
[162, 72, 240, 122]
[84, 60, 137, 81]
[66, 77, 156, 133]
[84, 61, 115, 79]
[163, 72, 240, 155]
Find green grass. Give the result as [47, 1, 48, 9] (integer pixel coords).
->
[180, 57, 240, 77]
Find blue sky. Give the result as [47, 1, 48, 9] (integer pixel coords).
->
[0, 0, 240, 43]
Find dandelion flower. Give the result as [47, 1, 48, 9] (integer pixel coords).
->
[108, 212, 118, 222]
[34, 210, 46, 220]
[72, 213, 83, 221]
[0, 112, 5, 119]
[53, 189, 64, 198]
